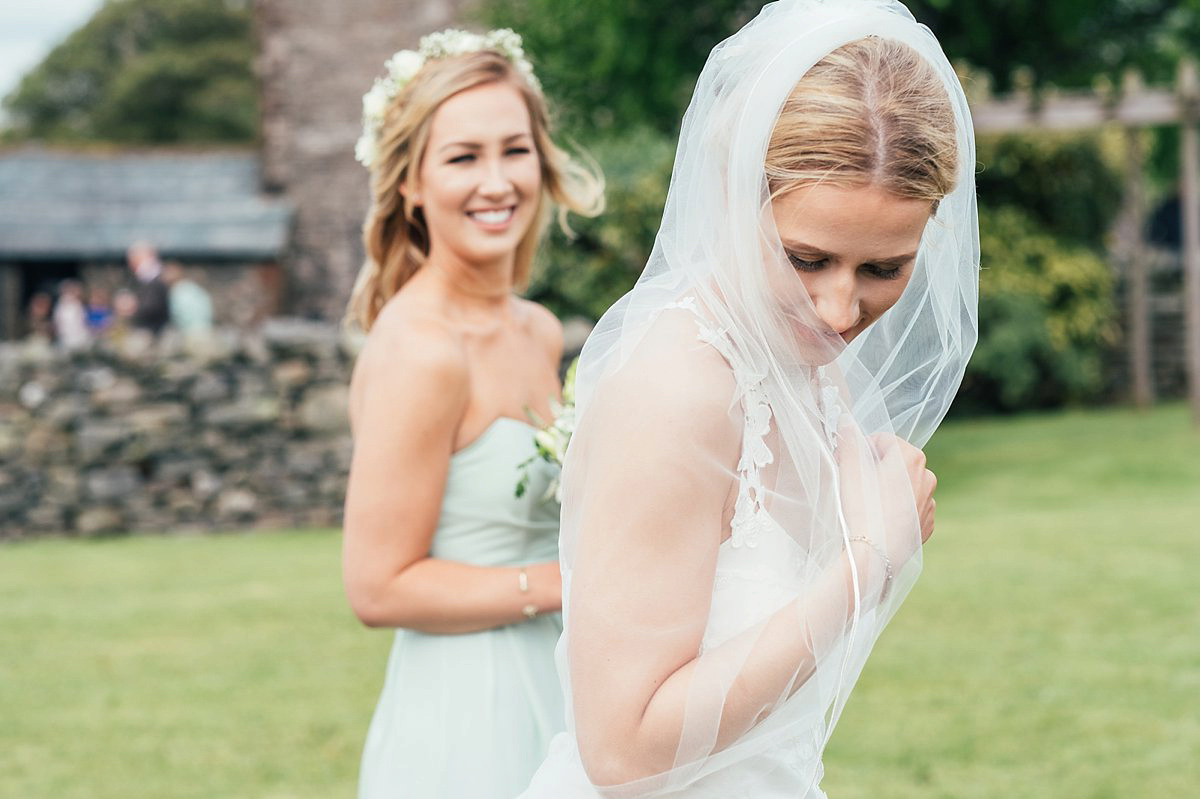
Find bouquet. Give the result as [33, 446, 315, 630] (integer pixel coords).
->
[515, 358, 578, 501]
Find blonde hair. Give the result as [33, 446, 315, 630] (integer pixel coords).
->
[766, 37, 958, 205]
[347, 50, 604, 331]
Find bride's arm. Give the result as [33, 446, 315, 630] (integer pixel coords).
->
[569, 328, 896, 787]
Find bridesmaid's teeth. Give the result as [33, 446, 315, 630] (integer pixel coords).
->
[469, 209, 513, 224]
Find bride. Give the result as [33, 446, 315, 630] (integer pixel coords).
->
[521, 1, 978, 797]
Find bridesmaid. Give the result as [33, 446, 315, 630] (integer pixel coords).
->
[341, 29, 603, 799]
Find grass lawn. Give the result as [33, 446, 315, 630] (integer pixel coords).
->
[0, 531, 385, 799]
[2, 404, 1198, 798]
[824, 403, 1200, 798]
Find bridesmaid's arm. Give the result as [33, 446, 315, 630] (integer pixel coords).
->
[341, 310, 559, 634]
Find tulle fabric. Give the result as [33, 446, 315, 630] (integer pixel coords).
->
[522, 1, 978, 797]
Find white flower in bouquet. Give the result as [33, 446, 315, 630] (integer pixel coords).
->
[516, 359, 578, 502]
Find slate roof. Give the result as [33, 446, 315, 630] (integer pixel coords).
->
[0, 147, 293, 261]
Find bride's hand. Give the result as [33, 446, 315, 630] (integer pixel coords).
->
[869, 434, 937, 548]
[836, 429, 936, 573]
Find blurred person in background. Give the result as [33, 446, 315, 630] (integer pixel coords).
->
[109, 288, 139, 345]
[340, 28, 603, 799]
[163, 261, 214, 334]
[125, 241, 169, 334]
[52, 279, 91, 351]
[85, 285, 115, 336]
[24, 290, 54, 342]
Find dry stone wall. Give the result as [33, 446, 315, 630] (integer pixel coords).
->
[0, 320, 358, 538]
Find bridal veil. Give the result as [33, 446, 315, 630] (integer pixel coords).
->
[527, 1, 979, 795]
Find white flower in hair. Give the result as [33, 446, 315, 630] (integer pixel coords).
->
[385, 50, 424, 83]
[354, 27, 540, 169]
[361, 82, 391, 122]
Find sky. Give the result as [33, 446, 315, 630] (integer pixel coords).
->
[0, 0, 106, 102]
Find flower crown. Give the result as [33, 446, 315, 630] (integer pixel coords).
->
[354, 28, 540, 169]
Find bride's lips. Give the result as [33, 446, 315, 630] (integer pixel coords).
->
[466, 205, 517, 232]
[788, 320, 846, 359]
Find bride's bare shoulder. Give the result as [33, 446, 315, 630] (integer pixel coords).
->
[596, 303, 740, 444]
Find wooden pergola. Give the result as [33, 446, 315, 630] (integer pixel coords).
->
[967, 60, 1200, 423]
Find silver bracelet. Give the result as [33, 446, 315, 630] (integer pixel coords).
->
[848, 535, 893, 602]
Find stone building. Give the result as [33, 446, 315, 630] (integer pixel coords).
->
[255, 0, 478, 321]
[0, 0, 480, 339]
[0, 147, 292, 339]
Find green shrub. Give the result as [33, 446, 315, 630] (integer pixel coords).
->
[529, 127, 674, 320]
[478, 0, 754, 137]
[958, 205, 1119, 412]
[975, 131, 1124, 245]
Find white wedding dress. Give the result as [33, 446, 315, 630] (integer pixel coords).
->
[521, 0, 978, 795]
[522, 301, 851, 799]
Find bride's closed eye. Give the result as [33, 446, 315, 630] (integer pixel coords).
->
[862, 263, 905, 280]
[788, 251, 907, 281]
[787, 253, 827, 272]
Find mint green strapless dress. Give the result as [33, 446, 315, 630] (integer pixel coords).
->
[358, 418, 564, 799]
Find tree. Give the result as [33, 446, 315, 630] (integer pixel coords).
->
[482, 0, 1200, 133]
[2, 0, 257, 144]
[478, 0, 759, 137]
[905, 0, 1200, 91]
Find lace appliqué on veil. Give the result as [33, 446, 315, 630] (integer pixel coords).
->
[814, 366, 841, 453]
[665, 297, 774, 549]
